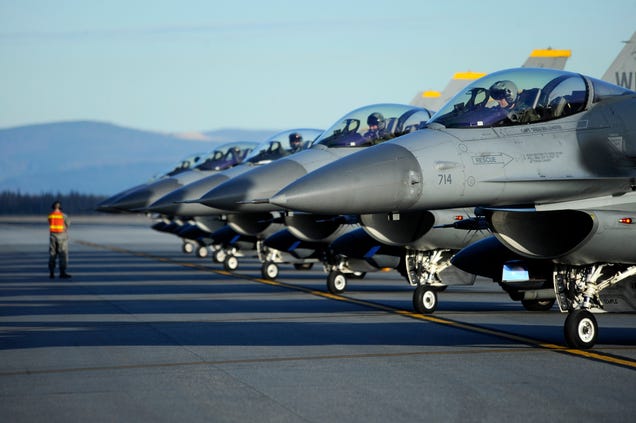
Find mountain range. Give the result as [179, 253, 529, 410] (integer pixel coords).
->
[0, 121, 277, 195]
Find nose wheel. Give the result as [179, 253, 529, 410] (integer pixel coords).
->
[223, 255, 239, 272]
[213, 249, 227, 263]
[196, 246, 209, 258]
[182, 241, 195, 254]
[261, 262, 279, 280]
[327, 271, 347, 294]
[564, 310, 598, 349]
[413, 286, 438, 314]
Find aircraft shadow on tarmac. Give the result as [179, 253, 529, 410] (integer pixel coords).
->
[0, 318, 632, 351]
[1, 250, 633, 350]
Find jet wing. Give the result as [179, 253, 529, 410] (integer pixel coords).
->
[535, 191, 636, 212]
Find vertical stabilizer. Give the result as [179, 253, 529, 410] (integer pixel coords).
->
[601, 31, 636, 90]
[522, 48, 571, 70]
[411, 72, 485, 111]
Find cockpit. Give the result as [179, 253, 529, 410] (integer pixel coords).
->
[244, 128, 324, 165]
[428, 68, 634, 129]
[196, 141, 258, 171]
[313, 103, 433, 148]
[165, 153, 205, 177]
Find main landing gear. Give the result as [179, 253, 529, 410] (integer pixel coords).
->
[555, 263, 636, 349]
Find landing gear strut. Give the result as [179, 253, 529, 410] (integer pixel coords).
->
[554, 264, 636, 349]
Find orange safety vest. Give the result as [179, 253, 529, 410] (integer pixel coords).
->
[48, 210, 66, 233]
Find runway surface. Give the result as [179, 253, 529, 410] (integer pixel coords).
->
[1, 215, 634, 422]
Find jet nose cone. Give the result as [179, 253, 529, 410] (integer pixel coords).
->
[146, 173, 231, 216]
[95, 184, 148, 213]
[146, 189, 187, 215]
[199, 159, 307, 212]
[108, 188, 151, 211]
[96, 196, 125, 213]
[270, 143, 422, 214]
[110, 178, 182, 212]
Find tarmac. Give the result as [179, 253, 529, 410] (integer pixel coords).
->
[0, 215, 634, 422]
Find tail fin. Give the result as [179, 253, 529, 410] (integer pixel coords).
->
[522, 48, 571, 70]
[601, 31, 636, 90]
[411, 72, 485, 112]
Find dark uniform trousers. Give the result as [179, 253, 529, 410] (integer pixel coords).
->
[49, 232, 69, 274]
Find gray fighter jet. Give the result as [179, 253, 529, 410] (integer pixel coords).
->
[198, 46, 574, 302]
[268, 35, 636, 348]
[145, 128, 323, 267]
[97, 141, 257, 213]
[209, 49, 571, 292]
[194, 103, 432, 278]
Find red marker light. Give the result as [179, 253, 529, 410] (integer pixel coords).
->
[454, 215, 464, 221]
[619, 217, 633, 224]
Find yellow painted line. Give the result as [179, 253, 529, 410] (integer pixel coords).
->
[76, 240, 636, 370]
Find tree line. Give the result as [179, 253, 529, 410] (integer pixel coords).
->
[0, 191, 108, 215]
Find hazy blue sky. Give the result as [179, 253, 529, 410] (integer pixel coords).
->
[1, 0, 634, 133]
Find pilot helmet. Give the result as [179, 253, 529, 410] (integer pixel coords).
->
[367, 112, 385, 130]
[289, 132, 302, 144]
[489, 80, 518, 105]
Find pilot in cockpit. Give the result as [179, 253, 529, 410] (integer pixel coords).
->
[489, 80, 518, 110]
[363, 112, 387, 143]
[289, 132, 303, 153]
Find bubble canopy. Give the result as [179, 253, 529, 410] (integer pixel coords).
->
[428, 67, 634, 129]
[243, 128, 323, 165]
[195, 141, 259, 171]
[312, 103, 433, 148]
[164, 152, 206, 177]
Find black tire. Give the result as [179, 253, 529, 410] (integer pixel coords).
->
[224, 255, 239, 272]
[213, 249, 226, 263]
[521, 298, 555, 311]
[293, 263, 314, 271]
[564, 310, 598, 349]
[182, 242, 194, 254]
[327, 271, 347, 294]
[196, 246, 209, 258]
[413, 285, 438, 314]
[261, 262, 279, 280]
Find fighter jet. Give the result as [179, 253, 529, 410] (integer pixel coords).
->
[95, 151, 206, 213]
[97, 141, 257, 213]
[241, 49, 571, 291]
[269, 35, 636, 348]
[145, 128, 323, 267]
[194, 103, 432, 278]
[199, 48, 573, 302]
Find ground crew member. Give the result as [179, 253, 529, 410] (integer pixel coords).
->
[48, 200, 71, 279]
